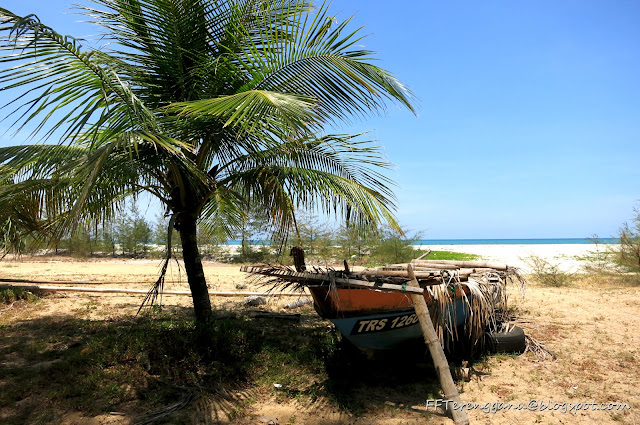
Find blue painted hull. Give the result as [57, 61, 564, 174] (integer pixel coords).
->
[330, 298, 467, 350]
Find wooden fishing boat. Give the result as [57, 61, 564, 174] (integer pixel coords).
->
[242, 258, 523, 351]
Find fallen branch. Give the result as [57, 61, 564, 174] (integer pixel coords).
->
[524, 334, 556, 361]
[251, 312, 301, 321]
[0, 278, 104, 285]
[133, 392, 193, 425]
[0, 302, 15, 313]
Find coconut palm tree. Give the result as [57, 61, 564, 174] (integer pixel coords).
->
[0, 0, 414, 322]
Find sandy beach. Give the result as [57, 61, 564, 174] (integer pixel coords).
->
[417, 243, 613, 273]
[216, 242, 611, 273]
[1, 250, 638, 425]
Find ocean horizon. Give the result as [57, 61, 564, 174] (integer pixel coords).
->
[223, 237, 618, 246]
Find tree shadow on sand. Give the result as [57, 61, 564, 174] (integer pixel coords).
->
[0, 305, 483, 423]
[0, 307, 265, 424]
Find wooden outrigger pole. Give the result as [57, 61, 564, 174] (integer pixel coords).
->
[406, 264, 470, 425]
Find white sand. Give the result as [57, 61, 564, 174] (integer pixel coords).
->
[415, 243, 615, 273]
[218, 242, 613, 273]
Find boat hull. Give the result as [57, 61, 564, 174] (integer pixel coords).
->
[309, 286, 468, 350]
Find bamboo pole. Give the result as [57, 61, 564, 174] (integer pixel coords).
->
[361, 269, 439, 278]
[0, 278, 201, 285]
[360, 269, 478, 279]
[0, 278, 105, 285]
[0, 284, 307, 297]
[406, 265, 470, 425]
[385, 263, 460, 270]
[411, 259, 508, 271]
[416, 250, 431, 260]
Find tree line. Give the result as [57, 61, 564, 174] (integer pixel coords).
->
[0, 199, 426, 266]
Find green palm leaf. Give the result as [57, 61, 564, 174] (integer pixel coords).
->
[165, 90, 319, 134]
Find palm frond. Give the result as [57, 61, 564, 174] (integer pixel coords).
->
[229, 0, 416, 122]
[0, 131, 206, 239]
[165, 90, 319, 135]
[198, 186, 245, 240]
[0, 8, 158, 142]
[217, 133, 399, 238]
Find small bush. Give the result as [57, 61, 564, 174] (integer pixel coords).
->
[230, 244, 279, 263]
[575, 235, 617, 273]
[524, 255, 574, 287]
[612, 208, 640, 273]
[0, 288, 39, 304]
[367, 227, 422, 265]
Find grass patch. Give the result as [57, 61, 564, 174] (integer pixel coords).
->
[366, 249, 480, 266]
[573, 272, 640, 288]
[0, 314, 269, 424]
[423, 250, 480, 261]
[0, 287, 39, 304]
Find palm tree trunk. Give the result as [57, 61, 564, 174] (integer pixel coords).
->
[178, 214, 212, 323]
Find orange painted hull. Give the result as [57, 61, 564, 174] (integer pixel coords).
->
[309, 286, 414, 317]
[309, 285, 469, 349]
[309, 285, 472, 319]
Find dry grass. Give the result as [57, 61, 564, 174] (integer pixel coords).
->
[573, 271, 640, 288]
[0, 257, 639, 424]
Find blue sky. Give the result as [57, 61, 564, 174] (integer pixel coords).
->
[1, 1, 638, 239]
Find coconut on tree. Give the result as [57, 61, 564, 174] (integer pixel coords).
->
[0, 0, 415, 322]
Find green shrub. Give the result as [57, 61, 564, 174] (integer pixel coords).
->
[367, 227, 421, 265]
[0, 288, 39, 304]
[613, 209, 640, 273]
[577, 236, 617, 273]
[524, 255, 574, 287]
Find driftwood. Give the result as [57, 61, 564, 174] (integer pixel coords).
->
[407, 265, 469, 425]
[0, 284, 306, 297]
